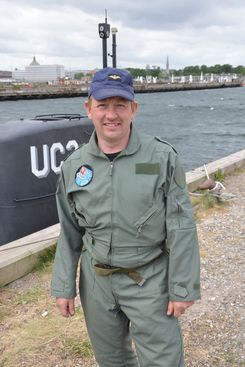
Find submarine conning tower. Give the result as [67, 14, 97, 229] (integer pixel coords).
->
[0, 114, 93, 246]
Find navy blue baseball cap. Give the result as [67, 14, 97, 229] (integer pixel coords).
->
[89, 67, 134, 101]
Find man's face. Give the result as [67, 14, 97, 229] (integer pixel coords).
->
[85, 96, 138, 147]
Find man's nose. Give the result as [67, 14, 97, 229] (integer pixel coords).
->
[106, 106, 117, 119]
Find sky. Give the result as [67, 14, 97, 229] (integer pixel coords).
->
[1, 0, 245, 72]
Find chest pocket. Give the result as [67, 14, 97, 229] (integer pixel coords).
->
[134, 204, 159, 237]
[133, 202, 166, 245]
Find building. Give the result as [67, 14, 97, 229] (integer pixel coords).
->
[12, 69, 25, 81]
[12, 57, 65, 83]
[0, 70, 13, 83]
[0, 70, 12, 79]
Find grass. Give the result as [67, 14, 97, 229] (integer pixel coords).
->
[0, 315, 62, 366]
[198, 191, 217, 210]
[0, 288, 93, 367]
[191, 191, 219, 212]
[14, 286, 44, 305]
[63, 338, 93, 358]
[230, 167, 245, 176]
[33, 243, 57, 273]
[0, 287, 18, 322]
[11, 84, 21, 91]
[190, 184, 231, 224]
[213, 169, 226, 182]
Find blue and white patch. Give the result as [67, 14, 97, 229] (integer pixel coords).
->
[75, 165, 93, 187]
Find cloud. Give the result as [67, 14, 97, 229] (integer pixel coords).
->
[0, 0, 245, 70]
[10, 0, 243, 30]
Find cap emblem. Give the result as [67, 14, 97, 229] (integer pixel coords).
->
[108, 74, 121, 81]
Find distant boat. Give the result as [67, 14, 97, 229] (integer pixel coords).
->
[0, 114, 93, 246]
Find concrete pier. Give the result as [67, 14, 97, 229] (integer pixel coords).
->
[0, 80, 242, 101]
[0, 225, 59, 286]
[186, 149, 245, 192]
[0, 149, 244, 286]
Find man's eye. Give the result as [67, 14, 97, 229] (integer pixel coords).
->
[116, 104, 126, 109]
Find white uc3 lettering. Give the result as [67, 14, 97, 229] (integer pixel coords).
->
[30, 140, 79, 178]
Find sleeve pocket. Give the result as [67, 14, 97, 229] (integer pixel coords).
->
[176, 195, 195, 229]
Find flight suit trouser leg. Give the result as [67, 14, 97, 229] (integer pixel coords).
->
[79, 249, 139, 367]
[113, 253, 185, 367]
[80, 249, 185, 367]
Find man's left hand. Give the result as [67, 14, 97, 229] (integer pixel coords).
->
[167, 301, 195, 318]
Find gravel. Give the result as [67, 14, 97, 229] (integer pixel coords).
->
[182, 171, 245, 366]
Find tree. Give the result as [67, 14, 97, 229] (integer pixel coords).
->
[213, 64, 222, 74]
[183, 65, 200, 76]
[126, 68, 146, 78]
[222, 64, 232, 73]
[150, 67, 161, 78]
[126, 63, 245, 80]
[74, 72, 84, 80]
[233, 65, 245, 75]
[200, 65, 208, 74]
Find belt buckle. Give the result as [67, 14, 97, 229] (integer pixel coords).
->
[102, 264, 113, 269]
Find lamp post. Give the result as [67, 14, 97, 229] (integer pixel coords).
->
[111, 27, 118, 68]
[98, 10, 110, 68]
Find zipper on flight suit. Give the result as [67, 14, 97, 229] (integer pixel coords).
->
[135, 205, 158, 237]
[110, 161, 113, 176]
[108, 160, 114, 265]
[108, 155, 122, 263]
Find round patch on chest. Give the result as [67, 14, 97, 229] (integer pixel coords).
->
[75, 165, 93, 187]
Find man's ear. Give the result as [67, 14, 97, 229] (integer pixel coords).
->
[84, 100, 92, 119]
[131, 101, 138, 119]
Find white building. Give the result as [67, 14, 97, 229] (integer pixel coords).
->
[25, 64, 65, 83]
[12, 69, 25, 81]
[12, 57, 65, 83]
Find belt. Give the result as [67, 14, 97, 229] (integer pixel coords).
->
[94, 252, 164, 286]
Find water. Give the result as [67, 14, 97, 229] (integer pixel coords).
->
[0, 87, 244, 170]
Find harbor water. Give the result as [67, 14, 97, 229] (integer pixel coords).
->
[0, 87, 244, 170]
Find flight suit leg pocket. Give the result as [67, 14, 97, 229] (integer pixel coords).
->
[136, 253, 169, 295]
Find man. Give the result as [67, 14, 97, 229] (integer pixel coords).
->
[51, 67, 200, 367]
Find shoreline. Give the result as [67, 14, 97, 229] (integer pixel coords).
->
[0, 80, 242, 101]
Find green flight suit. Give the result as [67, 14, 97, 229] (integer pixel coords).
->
[51, 126, 200, 367]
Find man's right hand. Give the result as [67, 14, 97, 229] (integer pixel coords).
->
[56, 298, 75, 317]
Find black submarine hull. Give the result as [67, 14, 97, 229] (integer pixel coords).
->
[0, 114, 93, 246]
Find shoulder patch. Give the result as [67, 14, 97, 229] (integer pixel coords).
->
[154, 136, 178, 154]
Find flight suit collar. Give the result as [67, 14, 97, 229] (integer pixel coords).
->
[87, 124, 141, 158]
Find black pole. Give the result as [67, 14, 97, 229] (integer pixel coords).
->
[103, 38, 107, 68]
[112, 33, 117, 68]
[98, 10, 110, 69]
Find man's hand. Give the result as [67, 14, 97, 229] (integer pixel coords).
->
[56, 298, 75, 317]
[167, 301, 194, 318]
